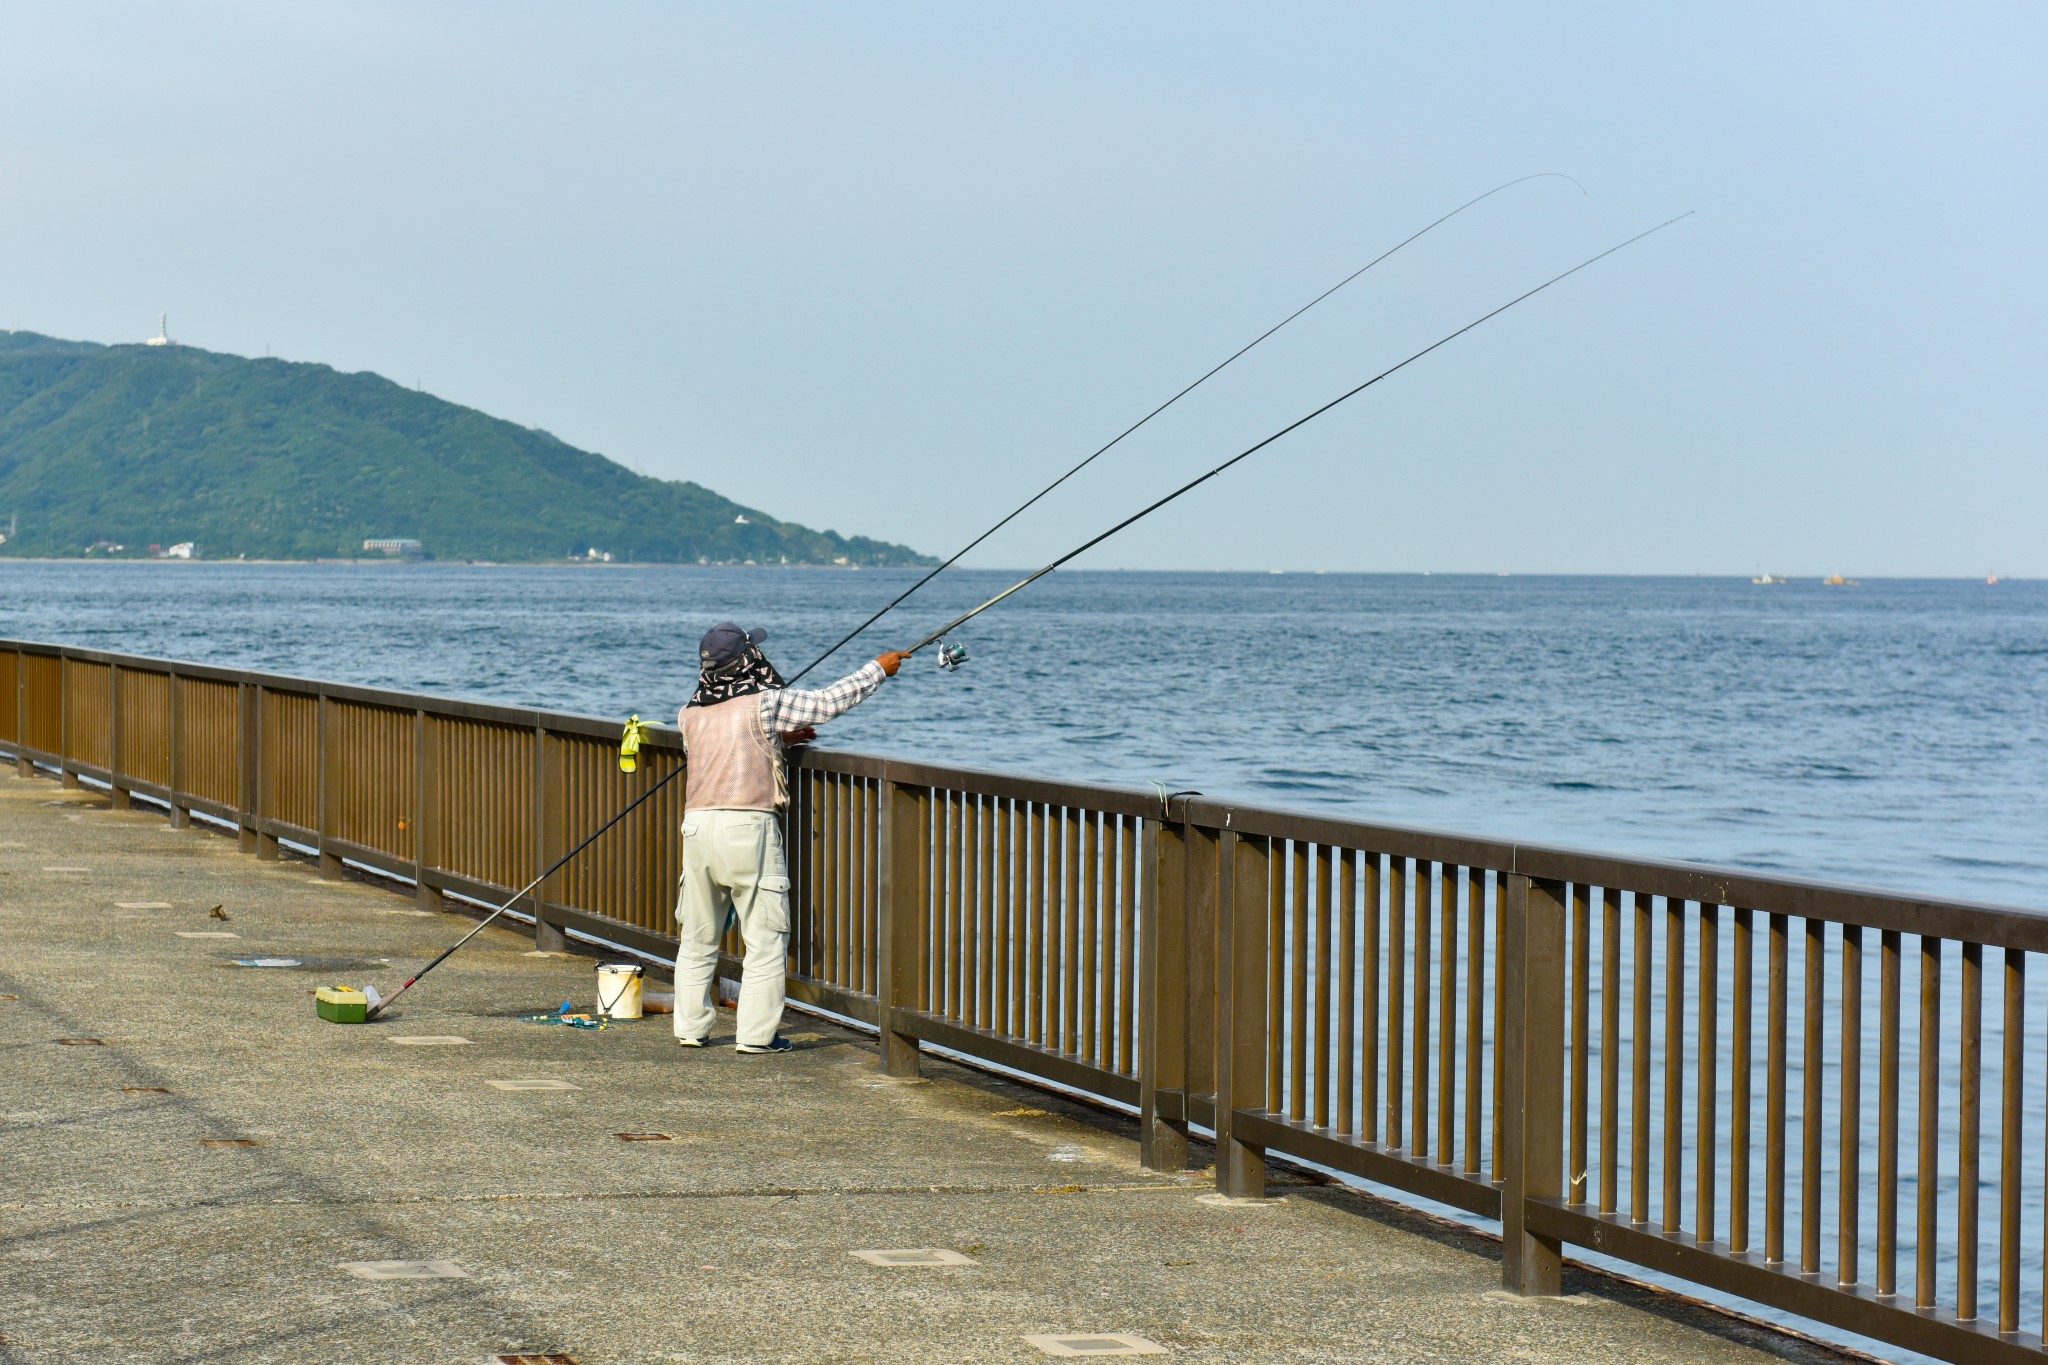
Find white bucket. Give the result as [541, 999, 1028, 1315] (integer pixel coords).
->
[595, 963, 644, 1019]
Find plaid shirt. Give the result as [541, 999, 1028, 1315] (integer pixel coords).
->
[760, 660, 886, 738]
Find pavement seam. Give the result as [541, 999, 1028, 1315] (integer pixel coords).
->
[0, 1179, 1202, 1216]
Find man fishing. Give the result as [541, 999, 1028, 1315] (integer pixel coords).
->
[674, 622, 905, 1053]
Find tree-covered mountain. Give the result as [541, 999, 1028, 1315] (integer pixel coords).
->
[0, 331, 928, 565]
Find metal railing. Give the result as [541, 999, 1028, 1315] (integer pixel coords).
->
[5, 636, 2042, 1364]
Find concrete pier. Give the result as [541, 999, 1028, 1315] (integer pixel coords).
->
[0, 770, 1868, 1364]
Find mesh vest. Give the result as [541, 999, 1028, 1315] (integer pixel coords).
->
[679, 695, 784, 812]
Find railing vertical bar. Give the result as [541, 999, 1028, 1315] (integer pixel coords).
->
[868, 777, 884, 993]
[1492, 870, 1505, 1180]
[953, 791, 970, 1019]
[1119, 812, 1138, 1075]
[1438, 860, 1458, 1167]
[807, 770, 824, 979]
[1009, 798, 1027, 1036]
[1877, 927, 1901, 1297]
[1839, 924, 1862, 1285]
[1663, 896, 1686, 1234]
[1289, 839, 1309, 1122]
[1465, 864, 1484, 1176]
[1731, 906, 1754, 1253]
[1801, 917, 1824, 1275]
[1570, 880, 1590, 1204]
[1698, 901, 1719, 1246]
[934, 788, 950, 1010]
[1362, 851, 1381, 1144]
[1336, 847, 1357, 1137]
[984, 793, 1001, 1028]
[992, 797, 1013, 1036]
[1062, 805, 1081, 1055]
[792, 769, 811, 976]
[851, 778, 870, 995]
[1268, 840, 1286, 1115]
[1413, 859, 1433, 1164]
[1632, 892, 1652, 1225]
[1313, 843, 1334, 1129]
[1600, 888, 1620, 1214]
[842, 772, 857, 989]
[1917, 934, 1943, 1307]
[1958, 940, 1982, 1321]
[1999, 946, 2024, 1333]
[823, 775, 841, 988]
[1081, 808, 1099, 1062]
[1027, 802, 1046, 1047]
[1767, 912, 1789, 1263]
[1387, 856, 1407, 1152]
[966, 793, 985, 1029]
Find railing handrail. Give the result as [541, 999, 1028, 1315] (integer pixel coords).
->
[8, 633, 2044, 942]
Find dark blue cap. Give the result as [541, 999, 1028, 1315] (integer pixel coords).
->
[699, 621, 768, 674]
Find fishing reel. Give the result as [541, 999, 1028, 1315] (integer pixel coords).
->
[936, 640, 971, 672]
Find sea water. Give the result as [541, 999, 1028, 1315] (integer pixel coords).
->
[4, 562, 2044, 1358]
[4, 563, 2041, 905]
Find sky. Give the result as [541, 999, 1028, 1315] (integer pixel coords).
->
[2, 3, 2042, 575]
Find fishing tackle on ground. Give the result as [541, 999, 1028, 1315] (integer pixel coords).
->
[780, 172, 1587, 688]
[366, 186, 1625, 1020]
[901, 212, 1694, 663]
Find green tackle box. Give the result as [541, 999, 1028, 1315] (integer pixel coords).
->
[316, 985, 368, 1024]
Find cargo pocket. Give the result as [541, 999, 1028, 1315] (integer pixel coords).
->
[755, 874, 792, 934]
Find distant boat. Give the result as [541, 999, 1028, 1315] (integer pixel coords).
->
[1823, 574, 1859, 587]
[1987, 573, 2000, 585]
[1751, 573, 1789, 585]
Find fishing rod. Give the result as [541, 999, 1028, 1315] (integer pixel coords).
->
[905, 212, 1695, 663]
[782, 172, 1585, 687]
[366, 188, 1619, 1019]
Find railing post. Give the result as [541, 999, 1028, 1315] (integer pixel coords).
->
[533, 726, 566, 951]
[1502, 871, 1568, 1295]
[58, 653, 78, 788]
[171, 670, 195, 832]
[253, 685, 279, 860]
[1214, 828, 1270, 1199]
[1140, 813, 1192, 1171]
[108, 665, 131, 809]
[414, 709, 442, 911]
[876, 777, 926, 1077]
[316, 691, 342, 879]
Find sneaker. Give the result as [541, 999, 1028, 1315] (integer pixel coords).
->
[734, 1035, 793, 1054]
[675, 1036, 707, 1048]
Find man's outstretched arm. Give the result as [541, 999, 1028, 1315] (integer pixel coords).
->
[765, 652, 905, 734]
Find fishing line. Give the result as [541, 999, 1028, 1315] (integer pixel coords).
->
[904, 212, 1695, 658]
[782, 172, 1585, 687]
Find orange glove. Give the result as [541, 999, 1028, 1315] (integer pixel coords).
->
[876, 651, 907, 677]
[781, 725, 818, 746]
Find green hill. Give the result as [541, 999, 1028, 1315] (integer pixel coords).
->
[0, 330, 929, 565]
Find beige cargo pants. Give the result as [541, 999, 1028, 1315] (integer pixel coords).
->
[673, 808, 790, 1048]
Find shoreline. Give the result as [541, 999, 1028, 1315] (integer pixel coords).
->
[0, 559, 2026, 581]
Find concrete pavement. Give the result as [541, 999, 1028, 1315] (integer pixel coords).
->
[0, 768, 1870, 1364]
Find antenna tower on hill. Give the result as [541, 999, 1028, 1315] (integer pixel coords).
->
[145, 313, 171, 347]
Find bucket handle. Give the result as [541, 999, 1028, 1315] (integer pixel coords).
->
[595, 963, 644, 1016]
